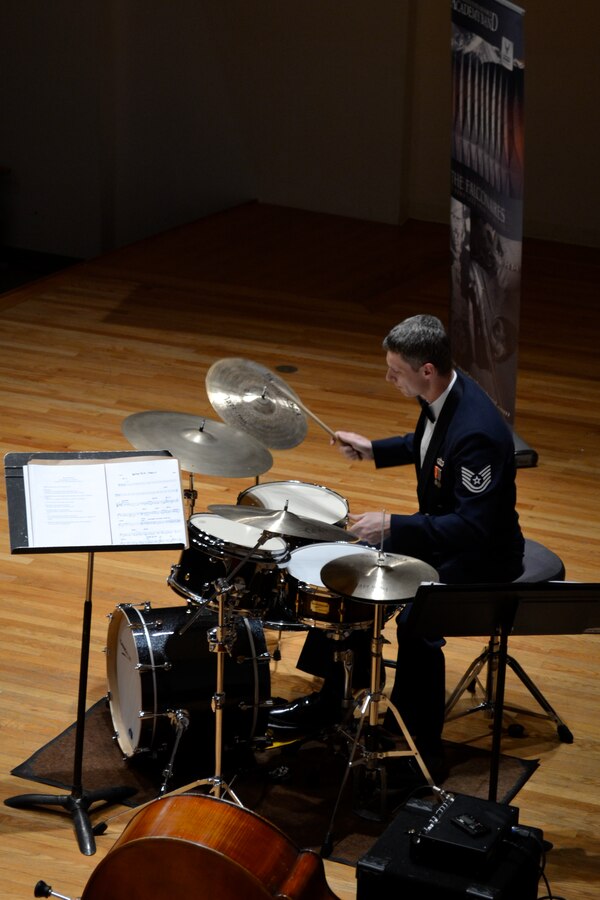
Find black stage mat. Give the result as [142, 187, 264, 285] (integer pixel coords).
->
[10, 700, 539, 866]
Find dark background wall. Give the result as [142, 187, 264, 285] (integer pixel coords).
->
[1, 0, 598, 260]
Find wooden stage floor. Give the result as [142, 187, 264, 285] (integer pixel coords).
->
[0, 203, 599, 898]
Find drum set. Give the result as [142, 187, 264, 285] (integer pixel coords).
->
[108, 358, 438, 804]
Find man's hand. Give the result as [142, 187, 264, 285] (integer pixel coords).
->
[332, 430, 374, 461]
[347, 511, 391, 545]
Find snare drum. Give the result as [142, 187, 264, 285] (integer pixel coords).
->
[283, 542, 374, 630]
[238, 481, 349, 540]
[168, 513, 288, 617]
[106, 603, 270, 759]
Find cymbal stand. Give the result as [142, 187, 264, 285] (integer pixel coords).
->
[177, 530, 278, 805]
[322, 603, 434, 850]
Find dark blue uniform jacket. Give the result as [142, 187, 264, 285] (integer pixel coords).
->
[372, 370, 524, 583]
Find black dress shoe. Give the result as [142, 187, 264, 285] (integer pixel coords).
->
[267, 691, 341, 738]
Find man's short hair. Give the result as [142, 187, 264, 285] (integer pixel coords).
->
[383, 314, 452, 374]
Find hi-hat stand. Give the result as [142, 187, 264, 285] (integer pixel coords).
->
[322, 602, 434, 848]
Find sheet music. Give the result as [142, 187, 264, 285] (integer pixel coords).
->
[106, 459, 186, 546]
[23, 456, 187, 549]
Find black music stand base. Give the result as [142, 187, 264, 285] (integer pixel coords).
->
[4, 786, 136, 856]
[4, 554, 136, 855]
[445, 635, 574, 743]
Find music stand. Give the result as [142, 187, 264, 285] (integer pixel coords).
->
[3, 450, 187, 855]
[405, 580, 600, 802]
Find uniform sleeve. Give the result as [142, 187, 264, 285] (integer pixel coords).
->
[372, 434, 415, 469]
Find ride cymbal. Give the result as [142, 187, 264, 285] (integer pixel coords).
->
[122, 411, 273, 477]
[207, 504, 359, 543]
[206, 358, 308, 450]
[321, 550, 438, 604]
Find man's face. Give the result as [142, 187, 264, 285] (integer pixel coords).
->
[385, 351, 427, 398]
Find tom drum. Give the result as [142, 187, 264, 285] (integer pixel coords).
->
[237, 480, 349, 541]
[167, 513, 288, 617]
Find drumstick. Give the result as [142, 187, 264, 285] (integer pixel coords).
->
[269, 379, 363, 458]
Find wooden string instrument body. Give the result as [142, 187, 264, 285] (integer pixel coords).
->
[81, 794, 339, 900]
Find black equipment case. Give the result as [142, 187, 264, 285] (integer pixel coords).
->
[356, 793, 543, 900]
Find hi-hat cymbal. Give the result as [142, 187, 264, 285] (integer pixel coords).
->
[321, 550, 439, 604]
[208, 504, 359, 543]
[122, 411, 273, 477]
[205, 358, 308, 450]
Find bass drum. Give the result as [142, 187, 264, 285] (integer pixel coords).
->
[106, 603, 270, 760]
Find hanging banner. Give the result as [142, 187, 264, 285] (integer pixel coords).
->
[449, 0, 525, 424]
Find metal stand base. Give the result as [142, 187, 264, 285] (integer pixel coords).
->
[321, 605, 434, 854]
[5, 786, 136, 856]
[4, 554, 135, 855]
[445, 635, 574, 743]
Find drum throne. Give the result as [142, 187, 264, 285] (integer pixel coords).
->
[444, 538, 571, 741]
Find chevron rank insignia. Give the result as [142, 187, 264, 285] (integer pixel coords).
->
[461, 465, 492, 493]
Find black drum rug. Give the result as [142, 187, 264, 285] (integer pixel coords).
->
[10, 699, 539, 866]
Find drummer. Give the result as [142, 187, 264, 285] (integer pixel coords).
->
[268, 314, 524, 782]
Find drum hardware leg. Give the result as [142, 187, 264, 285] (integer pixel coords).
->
[183, 472, 198, 518]
[321, 606, 435, 853]
[183, 611, 244, 805]
[271, 628, 283, 663]
[158, 709, 190, 796]
[176, 545, 272, 806]
[333, 647, 355, 711]
[4, 553, 136, 855]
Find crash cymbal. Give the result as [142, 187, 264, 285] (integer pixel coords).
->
[321, 550, 438, 604]
[208, 504, 359, 543]
[205, 358, 308, 450]
[122, 411, 273, 477]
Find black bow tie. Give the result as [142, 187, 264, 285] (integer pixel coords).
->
[417, 396, 436, 423]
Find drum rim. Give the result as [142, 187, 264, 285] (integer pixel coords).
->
[187, 512, 289, 562]
[238, 479, 349, 514]
[106, 603, 158, 756]
[284, 540, 368, 582]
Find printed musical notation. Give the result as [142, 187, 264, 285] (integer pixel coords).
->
[23, 456, 187, 550]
